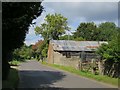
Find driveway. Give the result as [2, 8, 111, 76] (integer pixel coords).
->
[18, 60, 117, 88]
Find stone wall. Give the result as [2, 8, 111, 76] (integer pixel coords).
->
[53, 51, 80, 69]
[48, 41, 82, 69]
[48, 46, 98, 70]
[53, 51, 61, 64]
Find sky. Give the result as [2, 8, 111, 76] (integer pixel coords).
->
[24, 0, 119, 46]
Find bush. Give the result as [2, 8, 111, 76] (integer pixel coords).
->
[9, 60, 20, 66]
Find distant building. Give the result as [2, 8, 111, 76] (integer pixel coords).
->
[48, 40, 107, 69]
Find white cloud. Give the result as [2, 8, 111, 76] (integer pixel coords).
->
[42, 2, 118, 23]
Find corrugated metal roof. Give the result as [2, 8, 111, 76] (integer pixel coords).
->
[50, 40, 108, 51]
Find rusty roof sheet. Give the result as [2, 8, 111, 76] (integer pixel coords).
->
[50, 40, 108, 51]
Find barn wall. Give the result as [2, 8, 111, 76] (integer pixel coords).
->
[48, 43, 98, 70]
[53, 51, 80, 69]
[60, 55, 80, 69]
[53, 51, 62, 64]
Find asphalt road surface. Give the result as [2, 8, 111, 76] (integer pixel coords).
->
[18, 60, 117, 88]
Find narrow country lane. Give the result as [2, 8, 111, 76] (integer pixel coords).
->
[18, 60, 117, 88]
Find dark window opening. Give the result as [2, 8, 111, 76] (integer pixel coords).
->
[66, 52, 71, 58]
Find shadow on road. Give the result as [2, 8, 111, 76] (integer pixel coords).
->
[18, 70, 66, 88]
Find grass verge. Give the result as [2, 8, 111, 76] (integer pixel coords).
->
[8, 59, 27, 66]
[41, 61, 118, 86]
[2, 68, 19, 90]
[9, 60, 20, 66]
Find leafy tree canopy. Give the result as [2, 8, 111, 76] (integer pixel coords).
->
[34, 13, 70, 58]
[73, 22, 117, 41]
[35, 13, 70, 40]
[13, 44, 33, 60]
[97, 22, 116, 41]
[73, 22, 97, 41]
[2, 2, 43, 80]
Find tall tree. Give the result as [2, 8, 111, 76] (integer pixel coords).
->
[73, 22, 117, 41]
[73, 22, 97, 41]
[35, 13, 70, 40]
[97, 22, 116, 41]
[34, 13, 70, 58]
[2, 2, 43, 80]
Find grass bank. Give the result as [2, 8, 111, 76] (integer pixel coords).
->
[2, 68, 19, 90]
[41, 61, 118, 86]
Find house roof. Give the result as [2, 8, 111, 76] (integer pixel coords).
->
[50, 40, 108, 51]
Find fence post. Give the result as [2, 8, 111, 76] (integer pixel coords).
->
[98, 59, 104, 75]
[91, 59, 97, 74]
[79, 51, 84, 71]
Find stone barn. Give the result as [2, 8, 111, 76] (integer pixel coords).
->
[47, 40, 107, 69]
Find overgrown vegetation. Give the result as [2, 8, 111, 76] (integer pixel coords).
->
[41, 61, 118, 86]
[96, 28, 120, 78]
[2, 68, 19, 90]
